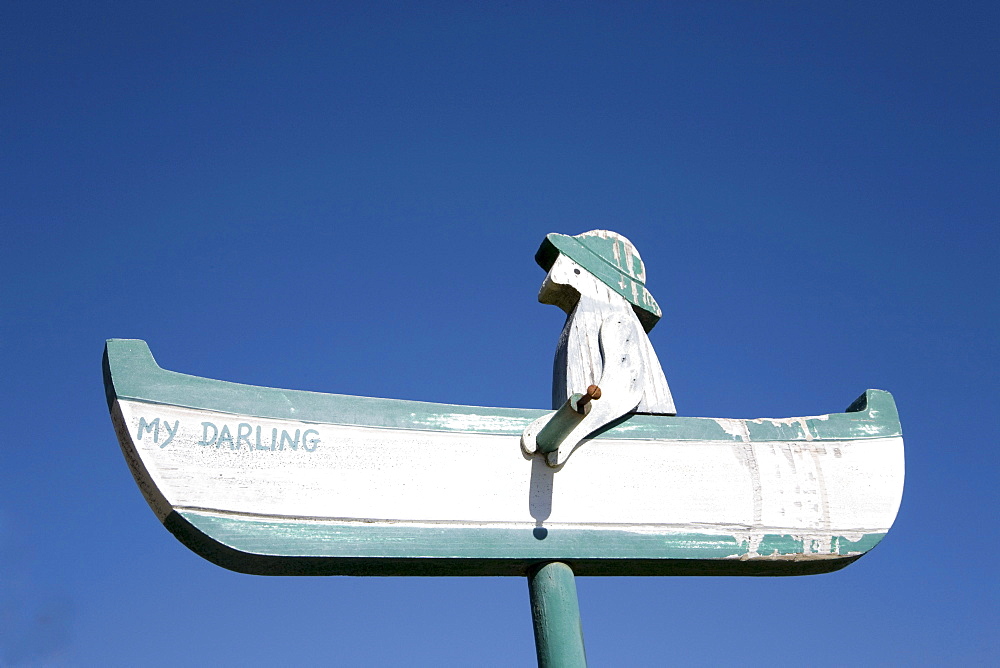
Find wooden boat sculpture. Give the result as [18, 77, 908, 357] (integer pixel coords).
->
[104, 338, 904, 577]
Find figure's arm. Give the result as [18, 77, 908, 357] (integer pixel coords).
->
[522, 314, 646, 466]
[594, 313, 646, 414]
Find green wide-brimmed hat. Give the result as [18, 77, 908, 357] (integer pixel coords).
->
[535, 230, 662, 332]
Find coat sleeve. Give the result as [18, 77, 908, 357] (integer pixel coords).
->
[522, 313, 647, 466]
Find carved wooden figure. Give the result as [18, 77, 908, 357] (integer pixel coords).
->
[522, 230, 675, 466]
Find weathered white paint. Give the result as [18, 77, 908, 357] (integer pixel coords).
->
[532, 252, 677, 464]
[542, 254, 675, 415]
[523, 313, 652, 466]
[115, 398, 904, 553]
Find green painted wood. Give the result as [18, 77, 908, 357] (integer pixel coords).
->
[167, 509, 882, 576]
[536, 230, 661, 331]
[103, 339, 901, 442]
[535, 396, 589, 454]
[528, 562, 587, 668]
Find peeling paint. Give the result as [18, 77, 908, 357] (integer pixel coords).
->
[751, 414, 831, 425]
[411, 412, 533, 433]
[728, 420, 763, 528]
[715, 418, 749, 442]
[808, 444, 833, 533]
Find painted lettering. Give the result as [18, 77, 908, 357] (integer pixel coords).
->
[137, 417, 160, 443]
[199, 422, 218, 446]
[237, 423, 253, 450]
[160, 420, 179, 448]
[217, 425, 234, 449]
[190, 420, 320, 453]
[303, 428, 320, 452]
[279, 429, 300, 451]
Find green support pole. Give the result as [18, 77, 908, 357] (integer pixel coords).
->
[527, 561, 587, 668]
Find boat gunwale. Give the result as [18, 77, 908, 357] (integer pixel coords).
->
[104, 339, 901, 442]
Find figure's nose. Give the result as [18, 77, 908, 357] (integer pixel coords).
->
[537, 268, 581, 312]
[538, 271, 558, 304]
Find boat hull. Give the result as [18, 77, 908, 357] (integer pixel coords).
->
[105, 339, 904, 576]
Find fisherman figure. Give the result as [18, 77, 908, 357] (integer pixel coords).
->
[523, 230, 675, 465]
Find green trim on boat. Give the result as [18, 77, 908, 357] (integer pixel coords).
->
[104, 339, 901, 441]
[168, 509, 885, 577]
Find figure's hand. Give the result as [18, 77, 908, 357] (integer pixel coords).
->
[521, 315, 646, 467]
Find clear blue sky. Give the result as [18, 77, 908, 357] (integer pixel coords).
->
[3, 2, 997, 665]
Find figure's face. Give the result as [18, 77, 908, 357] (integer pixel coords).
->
[538, 254, 585, 313]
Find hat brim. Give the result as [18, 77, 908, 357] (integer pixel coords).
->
[535, 233, 661, 332]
